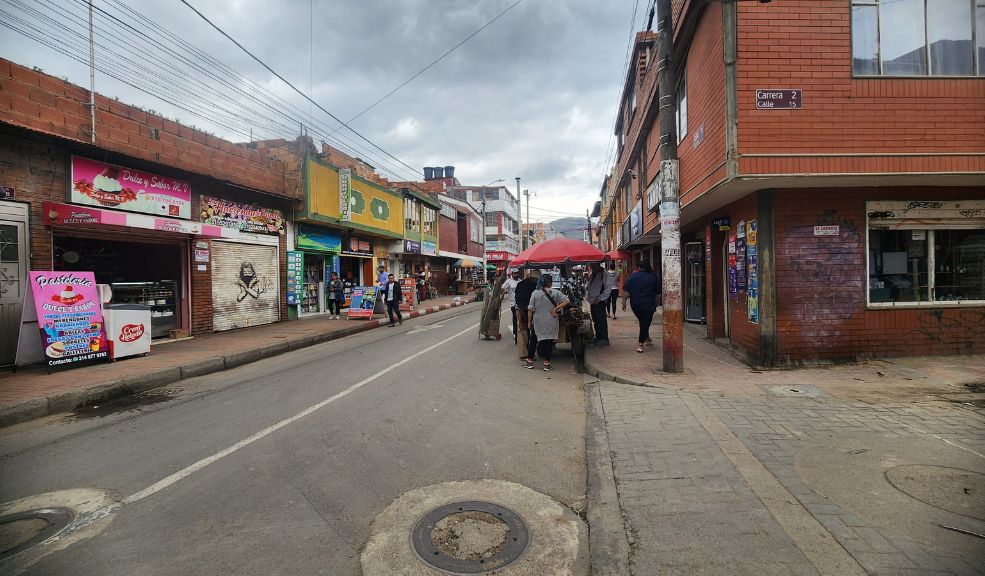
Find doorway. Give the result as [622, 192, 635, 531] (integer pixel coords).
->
[685, 242, 706, 323]
[1, 201, 29, 366]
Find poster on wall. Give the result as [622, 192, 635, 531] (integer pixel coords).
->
[200, 196, 285, 235]
[736, 220, 747, 291]
[727, 232, 737, 296]
[297, 225, 342, 252]
[286, 251, 303, 305]
[347, 286, 378, 319]
[16, 271, 109, 368]
[71, 156, 191, 218]
[746, 220, 759, 323]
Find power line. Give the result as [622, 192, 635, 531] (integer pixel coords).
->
[338, 0, 526, 127]
[177, 0, 423, 178]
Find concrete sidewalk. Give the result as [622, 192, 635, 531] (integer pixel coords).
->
[584, 312, 985, 575]
[0, 296, 479, 427]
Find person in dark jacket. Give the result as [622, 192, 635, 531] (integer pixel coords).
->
[621, 261, 659, 353]
[514, 269, 539, 366]
[327, 272, 345, 319]
[384, 273, 403, 326]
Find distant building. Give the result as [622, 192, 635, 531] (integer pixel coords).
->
[521, 222, 560, 245]
[449, 185, 521, 271]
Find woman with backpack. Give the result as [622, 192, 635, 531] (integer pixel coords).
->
[526, 274, 571, 371]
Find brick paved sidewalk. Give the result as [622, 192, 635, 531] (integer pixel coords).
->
[0, 296, 478, 427]
[584, 311, 985, 575]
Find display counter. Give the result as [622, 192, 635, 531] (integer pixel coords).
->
[110, 281, 178, 339]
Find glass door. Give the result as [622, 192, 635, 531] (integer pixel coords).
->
[685, 242, 706, 323]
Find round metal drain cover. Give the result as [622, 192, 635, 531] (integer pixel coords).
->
[885, 465, 985, 520]
[412, 501, 529, 573]
[0, 507, 73, 560]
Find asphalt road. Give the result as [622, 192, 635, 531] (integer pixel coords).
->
[0, 306, 588, 575]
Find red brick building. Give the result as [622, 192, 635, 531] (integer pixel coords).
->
[0, 60, 295, 365]
[600, 1, 985, 365]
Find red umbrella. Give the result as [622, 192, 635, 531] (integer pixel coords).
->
[606, 249, 632, 261]
[510, 238, 606, 267]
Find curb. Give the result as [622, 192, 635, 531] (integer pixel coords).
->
[0, 301, 476, 428]
[584, 377, 631, 576]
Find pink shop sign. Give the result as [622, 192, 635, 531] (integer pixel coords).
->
[71, 156, 192, 219]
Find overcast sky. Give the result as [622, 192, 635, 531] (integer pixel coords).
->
[0, 0, 643, 223]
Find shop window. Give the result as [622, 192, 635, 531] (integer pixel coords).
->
[868, 227, 985, 304]
[852, 0, 983, 76]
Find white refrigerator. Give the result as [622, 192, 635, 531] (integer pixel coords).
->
[104, 304, 152, 360]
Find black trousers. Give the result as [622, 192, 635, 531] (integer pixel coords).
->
[511, 306, 517, 343]
[326, 298, 340, 315]
[537, 339, 555, 362]
[632, 306, 655, 344]
[608, 290, 619, 315]
[590, 300, 609, 341]
[386, 300, 402, 324]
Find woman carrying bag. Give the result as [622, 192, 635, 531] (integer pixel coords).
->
[621, 262, 658, 353]
[526, 274, 570, 371]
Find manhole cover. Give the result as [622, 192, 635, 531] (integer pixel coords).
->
[885, 465, 985, 520]
[0, 508, 73, 560]
[412, 501, 528, 573]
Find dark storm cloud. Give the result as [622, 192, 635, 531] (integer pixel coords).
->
[0, 0, 640, 218]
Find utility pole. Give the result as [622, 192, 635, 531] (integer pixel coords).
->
[481, 198, 487, 284]
[87, 0, 96, 143]
[657, 0, 683, 373]
[515, 177, 522, 250]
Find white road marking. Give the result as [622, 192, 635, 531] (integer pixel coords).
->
[74, 322, 480, 530]
[406, 323, 445, 335]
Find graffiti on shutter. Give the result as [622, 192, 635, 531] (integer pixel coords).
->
[211, 242, 279, 331]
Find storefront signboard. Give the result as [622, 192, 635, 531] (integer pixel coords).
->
[712, 217, 730, 231]
[296, 225, 342, 253]
[813, 225, 839, 237]
[727, 232, 737, 297]
[339, 168, 352, 221]
[286, 251, 303, 305]
[422, 240, 437, 256]
[404, 240, 421, 254]
[18, 271, 109, 368]
[347, 286, 378, 319]
[71, 156, 191, 218]
[630, 201, 642, 241]
[200, 196, 285, 236]
[194, 249, 210, 263]
[342, 235, 374, 257]
[735, 220, 747, 291]
[487, 251, 509, 261]
[1, 186, 14, 199]
[42, 201, 237, 238]
[399, 277, 417, 312]
[747, 220, 759, 323]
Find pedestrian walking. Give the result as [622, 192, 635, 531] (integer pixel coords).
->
[526, 273, 570, 371]
[384, 273, 403, 326]
[377, 264, 389, 292]
[608, 263, 623, 319]
[514, 269, 538, 366]
[503, 269, 521, 343]
[327, 272, 345, 319]
[621, 262, 658, 353]
[586, 262, 612, 346]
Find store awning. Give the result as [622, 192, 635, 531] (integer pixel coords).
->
[43, 201, 240, 238]
[455, 258, 479, 268]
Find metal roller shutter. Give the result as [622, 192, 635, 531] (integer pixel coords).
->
[211, 241, 280, 331]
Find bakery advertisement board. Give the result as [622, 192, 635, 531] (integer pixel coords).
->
[71, 156, 191, 219]
[24, 271, 109, 367]
[200, 196, 285, 235]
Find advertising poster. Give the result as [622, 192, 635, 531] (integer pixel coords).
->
[71, 156, 191, 218]
[736, 220, 747, 291]
[296, 225, 342, 252]
[286, 251, 303, 305]
[24, 271, 109, 367]
[200, 196, 285, 235]
[399, 278, 417, 312]
[747, 220, 759, 323]
[727, 232, 737, 296]
[347, 286, 378, 319]
[339, 168, 352, 221]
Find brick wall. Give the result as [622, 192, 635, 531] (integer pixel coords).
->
[734, 2, 985, 175]
[773, 187, 985, 362]
[0, 59, 292, 197]
[190, 239, 213, 334]
[678, 4, 728, 205]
